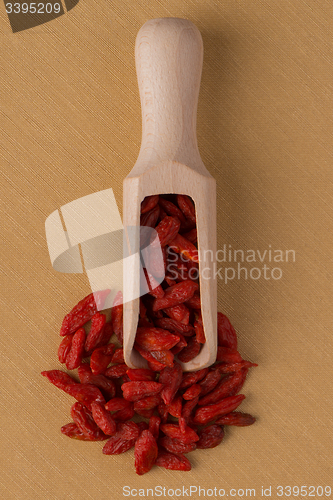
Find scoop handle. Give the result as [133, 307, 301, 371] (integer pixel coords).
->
[134, 17, 206, 174]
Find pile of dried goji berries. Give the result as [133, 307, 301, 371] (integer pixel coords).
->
[42, 194, 257, 474]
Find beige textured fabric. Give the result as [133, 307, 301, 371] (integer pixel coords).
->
[1, 1, 332, 498]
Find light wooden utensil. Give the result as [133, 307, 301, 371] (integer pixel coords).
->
[123, 17, 217, 371]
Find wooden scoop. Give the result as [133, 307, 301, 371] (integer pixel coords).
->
[123, 18, 217, 371]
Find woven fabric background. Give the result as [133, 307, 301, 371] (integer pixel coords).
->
[1, 1, 332, 499]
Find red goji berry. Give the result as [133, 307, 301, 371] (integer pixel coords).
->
[104, 363, 128, 378]
[198, 369, 248, 406]
[140, 204, 160, 228]
[85, 312, 106, 353]
[61, 422, 107, 441]
[180, 368, 209, 389]
[164, 303, 190, 325]
[177, 337, 201, 363]
[134, 430, 158, 475]
[215, 411, 256, 426]
[183, 384, 202, 400]
[121, 381, 163, 402]
[102, 436, 136, 455]
[141, 195, 159, 214]
[196, 424, 224, 449]
[176, 195, 196, 225]
[156, 450, 191, 471]
[199, 368, 222, 396]
[65, 328, 86, 370]
[153, 280, 198, 312]
[135, 327, 180, 351]
[168, 233, 199, 263]
[151, 215, 181, 247]
[111, 291, 123, 344]
[58, 334, 74, 364]
[159, 436, 196, 454]
[126, 368, 156, 381]
[155, 317, 194, 335]
[90, 344, 115, 375]
[104, 398, 131, 413]
[217, 312, 238, 350]
[60, 289, 110, 336]
[110, 348, 124, 364]
[78, 364, 116, 400]
[90, 401, 117, 436]
[160, 423, 199, 444]
[148, 415, 161, 439]
[70, 402, 102, 439]
[116, 421, 140, 440]
[159, 362, 183, 405]
[193, 394, 246, 425]
[216, 346, 243, 363]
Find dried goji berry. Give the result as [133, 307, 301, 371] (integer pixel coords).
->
[85, 312, 106, 353]
[180, 396, 199, 432]
[164, 303, 190, 325]
[65, 328, 86, 370]
[90, 343, 115, 375]
[60, 289, 110, 336]
[126, 368, 156, 381]
[58, 334, 74, 364]
[141, 195, 159, 214]
[180, 368, 209, 389]
[104, 363, 128, 378]
[116, 421, 140, 440]
[66, 384, 106, 411]
[133, 395, 161, 412]
[160, 423, 199, 444]
[151, 215, 181, 247]
[111, 291, 123, 344]
[91, 401, 117, 436]
[78, 364, 116, 400]
[102, 436, 136, 455]
[140, 204, 160, 228]
[155, 317, 194, 335]
[217, 360, 258, 373]
[168, 234, 199, 263]
[199, 368, 222, 396]
[153, 280, 198, 312]
[194, 315, 206, 344]
[159, 436, 197, 454]
[70, 402, 102, 439]
[134, 430, 158, 475]
[198, 369, 248, 406]
[111, 348, 124, 364]
[159, 198, 187, 227]
[217, 312, 238, 350]
[193, 394, 246, 424]
[177, 337, 201, 363]
[121, 381, 163, 402]
[148, 415, 161, 439]
[135, 327, 180, 351]
[165, 395, 182, 418]
[216, 346, 243, 363]
[196, 424, 224, 449]
[41, 369, 78, 390]
[156, 451, 191, 471]
[61, 422, 107, 441]
[183, 384, 202, 400]
[182, 228, 197, 245]
[215, 411, 256, 426]
[159, 362, 183, 405]
[104, 398, 131, 413]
